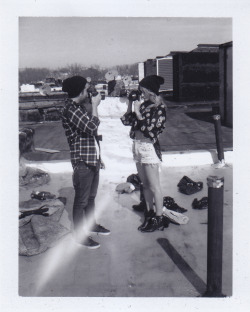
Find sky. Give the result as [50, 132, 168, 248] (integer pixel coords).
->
[19, 17, 232, 69]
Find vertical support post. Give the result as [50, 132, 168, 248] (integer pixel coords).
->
[219, 46, 225, 121]
[203, 176, 225, 297]
[212, 107, 225, 163]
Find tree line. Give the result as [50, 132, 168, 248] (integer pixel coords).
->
[19, 63, 139, 85]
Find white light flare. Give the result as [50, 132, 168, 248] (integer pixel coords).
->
[34, 193, 111, 295]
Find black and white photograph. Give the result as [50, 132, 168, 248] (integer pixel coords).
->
[0, 0, 250, 311]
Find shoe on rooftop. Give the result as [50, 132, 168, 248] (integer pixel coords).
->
[76, 236, 100, 249]
[91, 224, 111, 235]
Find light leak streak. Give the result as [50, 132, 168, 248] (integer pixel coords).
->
[34, 194, 111, 295]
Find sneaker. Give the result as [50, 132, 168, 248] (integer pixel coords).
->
[91, 224, 111, 235]
[77, 236, 100, 249]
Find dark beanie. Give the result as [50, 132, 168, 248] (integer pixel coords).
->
[139, 75, 164, 95]
[62, 76, 87, 98]
[108, 80, 116, 95]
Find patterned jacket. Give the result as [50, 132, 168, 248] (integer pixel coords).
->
[121, 100, 166, 160]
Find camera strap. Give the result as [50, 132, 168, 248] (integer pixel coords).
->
[94, 134, 102, 161]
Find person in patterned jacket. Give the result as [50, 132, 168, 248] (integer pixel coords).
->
[62, 76, 110, 249]
[121, 75, 168, 232]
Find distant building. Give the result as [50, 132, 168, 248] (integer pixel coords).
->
[218, 41, 233, 127]
[138, 62, 145, 82]
[138, 57, 173, 91]
[131, 77, 139, 85]
[138, 42, 232, 105]
[156, 56, 173, 92]
[191, 44, 220, 53]
[20, 84, 36, 93]
[144, 59, 157, 76]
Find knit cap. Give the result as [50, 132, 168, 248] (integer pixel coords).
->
[139, 75, 164, 95]
[62, 76, 87, 98]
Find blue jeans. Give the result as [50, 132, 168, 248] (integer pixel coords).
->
[72, 161, 99, 232]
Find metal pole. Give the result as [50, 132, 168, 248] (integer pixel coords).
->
[212, 108, 225, 163]
[203, 176, 225, 297]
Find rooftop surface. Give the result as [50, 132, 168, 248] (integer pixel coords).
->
[19, 98, 233, 298]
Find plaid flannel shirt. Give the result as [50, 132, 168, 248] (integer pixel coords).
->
[61, 99, 100, 169]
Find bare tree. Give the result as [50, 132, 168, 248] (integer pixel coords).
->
[19, 68, 51, 85]
[66, 63, 84, 76]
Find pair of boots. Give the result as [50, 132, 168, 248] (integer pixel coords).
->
[138, 210, 170, 232]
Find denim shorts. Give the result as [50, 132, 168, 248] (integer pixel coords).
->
[132, 140, 161, 165]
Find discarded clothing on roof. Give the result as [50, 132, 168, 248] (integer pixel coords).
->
[177, 175, 203, 195]
[162, 207, 189, 225]
[192, 197, 208, 210]
[30, 190, 56, 201]
[19, 160, 50, 189]
[19, 127, 35, 155]
[19, 196, 69, 256]
[126, 173, 142, 191]
[116, 182, 135, 194]
[116, 173, 142, 194]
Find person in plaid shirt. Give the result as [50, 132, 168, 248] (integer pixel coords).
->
[62, 76, 110, 249]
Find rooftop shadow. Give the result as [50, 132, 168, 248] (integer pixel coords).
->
[157, 238, 206, 296]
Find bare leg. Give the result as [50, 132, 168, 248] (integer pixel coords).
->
[143, 164, 163, 216]
[136, 162, 154, 212]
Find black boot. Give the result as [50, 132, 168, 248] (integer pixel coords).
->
[141, 215, 165, 232]
[138, 210, 155, 231]
[192, 197, 208, 209]
[162, 215, 170, 228]
[163, 196, 187, 213]
[133, 183, 146, 212]
[133, 201, 147, 212]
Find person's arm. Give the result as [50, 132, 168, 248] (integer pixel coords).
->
[133, 100, 143, 120]
[126, 99, 133, 114]
[67, 105, 100, 136]
[120, 99, 137, 126]
[91, 93, 101, 118]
